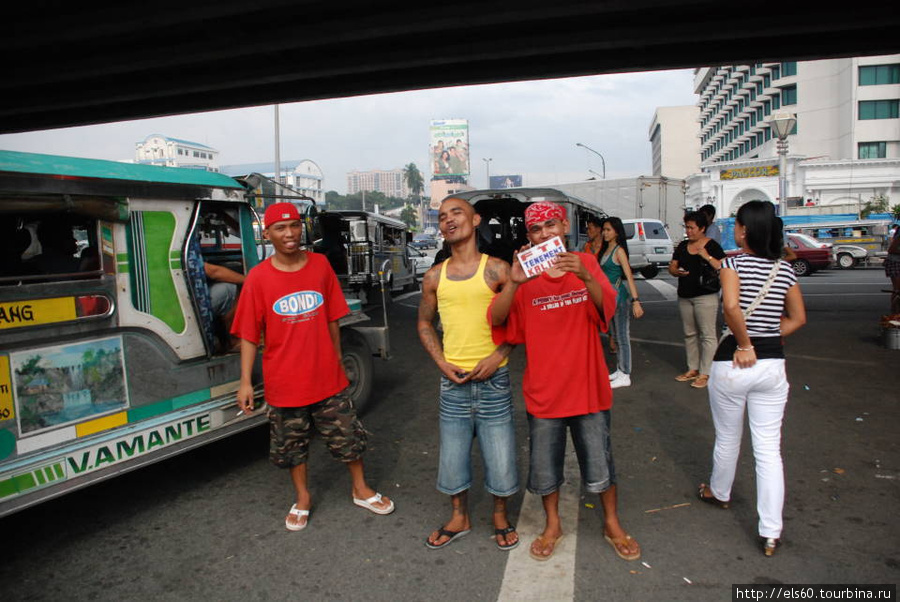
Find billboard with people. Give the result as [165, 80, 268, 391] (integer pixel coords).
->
[430, 119, 469, 178]
[489, 175, 523, 189]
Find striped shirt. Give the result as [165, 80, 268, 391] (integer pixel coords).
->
[721, 253, 797, 337]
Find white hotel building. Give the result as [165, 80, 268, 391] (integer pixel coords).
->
[686, 55, 900, 216]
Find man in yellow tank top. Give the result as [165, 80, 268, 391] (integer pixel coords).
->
[418, 197, 520, 551]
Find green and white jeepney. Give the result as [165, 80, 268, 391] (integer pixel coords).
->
[0, 150, 389, 518]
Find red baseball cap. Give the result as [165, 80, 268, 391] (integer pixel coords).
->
[264, 202, 301, 228]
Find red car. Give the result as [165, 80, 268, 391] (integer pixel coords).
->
[726, 232, 832, 277]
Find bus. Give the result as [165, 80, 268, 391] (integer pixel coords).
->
[0, 150, 389, 518]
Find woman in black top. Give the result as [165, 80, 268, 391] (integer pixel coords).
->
[668, 210, 726, 388]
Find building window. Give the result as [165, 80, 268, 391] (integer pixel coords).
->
[858, 142, 887, 158]
[781, 61, 797, 77]
[781, 85, 797, 106]
[859, 100, 899, 120]
[859, 64, 900, 86]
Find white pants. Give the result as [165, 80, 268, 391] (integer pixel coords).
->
[708, 359, 789, 538]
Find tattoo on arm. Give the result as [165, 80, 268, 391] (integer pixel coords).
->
[417, 268, 445, 363]
[484, 258, 510, 292]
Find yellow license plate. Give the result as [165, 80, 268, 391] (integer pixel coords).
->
[0, 297, 77, 330]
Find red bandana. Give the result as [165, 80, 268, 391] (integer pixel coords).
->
[524, 202, 566, 228]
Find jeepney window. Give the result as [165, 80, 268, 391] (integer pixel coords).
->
[0, 214, 100, 285]
[197, 205, 245, 274]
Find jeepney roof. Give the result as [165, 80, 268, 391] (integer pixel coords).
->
[330, 210, 407, 229]
[445, 188, 593, 208]
[445, 187, 605, 218]
[0, 150, 243, 190]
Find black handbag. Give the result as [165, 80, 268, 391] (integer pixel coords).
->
[697, 252, 721, 294]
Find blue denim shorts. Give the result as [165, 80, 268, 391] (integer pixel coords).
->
[527, 410, 616, 495]
[437, 367, 519, 497]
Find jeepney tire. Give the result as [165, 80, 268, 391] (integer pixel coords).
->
[792, 259, 812, 277]
[639, 265, 659, 279]
[341, 331, 374, 413]
[837, 253, 856, 269]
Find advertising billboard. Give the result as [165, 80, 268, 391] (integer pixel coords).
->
[430, 119, 469, 178]
[489, 175, 523, 189]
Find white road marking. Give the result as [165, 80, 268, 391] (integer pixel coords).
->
[392, 290, 421, 302]
[643, 279, 678, 301]
[499, 438, 581, 601]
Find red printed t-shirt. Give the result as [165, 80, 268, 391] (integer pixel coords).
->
[494, 252, 617, 419]
[231, 252, 350, 407]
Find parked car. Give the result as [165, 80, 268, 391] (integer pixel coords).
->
[411, 234, 438, 249]
[727, 232, 832, 276]
[785, 232, 834, 276]
[407, 245, 431, 277]
[620, 218, 674, 279]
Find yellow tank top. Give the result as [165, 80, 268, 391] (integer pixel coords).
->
[437, 254, 507, 372]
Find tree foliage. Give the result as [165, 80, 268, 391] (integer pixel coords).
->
[403, 162, 424, 201]
[860, 194, 890, 218]
[400, 205, 418, 228]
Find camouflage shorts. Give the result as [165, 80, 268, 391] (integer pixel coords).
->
[267, 390, 368, 468]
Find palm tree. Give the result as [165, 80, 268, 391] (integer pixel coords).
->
[403, 162, 424, 202]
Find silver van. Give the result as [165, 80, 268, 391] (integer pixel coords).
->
[620, 218, 674, 279]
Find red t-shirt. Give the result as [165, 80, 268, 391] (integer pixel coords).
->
[494, 252, 617, 419]
[231, 252, 350, 407]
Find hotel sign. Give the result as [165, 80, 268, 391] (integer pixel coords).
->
[720, 165, 778, 180]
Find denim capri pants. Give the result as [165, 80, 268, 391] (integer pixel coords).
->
[527, 410, 616, 496]
[437, 367, 519, 497]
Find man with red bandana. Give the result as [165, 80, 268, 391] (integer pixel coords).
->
[233, 202, 394, 532]
[490, 201, 642, 562]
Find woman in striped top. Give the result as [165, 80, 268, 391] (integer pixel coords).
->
[697, 200, 806, 557]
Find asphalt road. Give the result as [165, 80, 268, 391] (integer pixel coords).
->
[2, 266, 898, 601]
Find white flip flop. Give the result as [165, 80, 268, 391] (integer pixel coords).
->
[285, 503, 310, 531]
[352, 492, 395, 515]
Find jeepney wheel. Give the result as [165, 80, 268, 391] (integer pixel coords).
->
[639, 265, 659, 279]
[792, 259, 812, 277]
[837, 253, 856, 269]
[341, 331, 374, 413]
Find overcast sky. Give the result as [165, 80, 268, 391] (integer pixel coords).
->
[0, 69, 696, 194]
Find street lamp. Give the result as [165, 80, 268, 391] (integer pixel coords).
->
[770, 112, 796, 217]
[576, 142, 606, 179]
[483, 157, 492, 187]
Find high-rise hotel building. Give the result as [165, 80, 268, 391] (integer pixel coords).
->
[687, 55, 900, 215]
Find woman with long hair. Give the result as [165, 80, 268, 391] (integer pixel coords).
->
[697, 200, 806, 557]
[669, 210, 726, 389]
[597, 217, 643, 388]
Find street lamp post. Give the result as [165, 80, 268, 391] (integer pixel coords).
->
[483, 157, 492, 187]
[576, 142, 605, 179]
[770, 112, 797, 217]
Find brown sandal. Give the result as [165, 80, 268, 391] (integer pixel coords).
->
[697, 483, 729, 509]
[675, 370, 700, 382]
[691, 375, 710, 388]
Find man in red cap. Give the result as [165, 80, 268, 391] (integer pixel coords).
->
[490, 201, 641, 562]
[232, 202, 394, 531]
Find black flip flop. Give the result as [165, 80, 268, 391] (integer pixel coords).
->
[424, 527, 471, 549]
[494, 525, 520, 551]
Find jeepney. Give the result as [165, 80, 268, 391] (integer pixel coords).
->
[446, 188, 608, 264]
[315, 210, 416, 305]
[0, 150, 389, 518]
